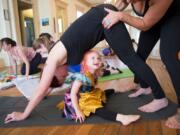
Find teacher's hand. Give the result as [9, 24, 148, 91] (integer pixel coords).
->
[102, 8, 122, 29]
[4, 112, 26, 124]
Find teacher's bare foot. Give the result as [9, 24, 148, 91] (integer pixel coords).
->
[138, 98, 168, 112]
[128, 87, 152, 98]
[165, 110, 180, 129]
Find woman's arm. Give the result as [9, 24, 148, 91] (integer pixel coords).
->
[17, 47, 30, 77]
[4, 53, 58, 123]
[4, 41, 67, 123]
[8, 54, 17, 75]
[103, 0, 173, 31]
[70, 80, 85, 123]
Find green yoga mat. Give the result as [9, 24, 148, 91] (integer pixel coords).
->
[98, 69, 134, 82]
[0, 91, 177, 128]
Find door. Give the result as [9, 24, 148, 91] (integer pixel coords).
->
[18, 0, 35, 46]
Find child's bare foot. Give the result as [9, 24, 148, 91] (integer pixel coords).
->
[128, 87, 152, 98]
[116, 114, 140, 125]
[138, 98, 168, 112]
[165, 109, 180, 129]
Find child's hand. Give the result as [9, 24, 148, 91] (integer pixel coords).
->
[75, 110, 85, 123]
[4, 112, 26, 124]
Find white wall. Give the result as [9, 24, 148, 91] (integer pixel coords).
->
[0, 0, 12, 38]
[0, 0, 12, 67]
[8, 0, 19, 42]
[127, 12, 160, 59]
[150, 40, 160, 59]
[37, 0, 90, 41]
[66, 0, 90, 26]
[128, 25, 160, 59]
[37, 0, 54, 37]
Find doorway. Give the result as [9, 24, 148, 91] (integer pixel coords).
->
[17, 0, 35, 47]
[55, 0, 68, 38]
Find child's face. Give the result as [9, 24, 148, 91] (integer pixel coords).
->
[85, 52, 102, 71]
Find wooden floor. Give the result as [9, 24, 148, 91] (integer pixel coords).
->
[0, 59, 180, 135]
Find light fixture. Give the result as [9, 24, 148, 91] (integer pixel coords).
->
[104, 0, 117, 4]
[104, 0, 112, 3]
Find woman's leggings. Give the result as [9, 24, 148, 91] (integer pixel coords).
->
[96, 4, 165, 99]
[95, 89, 117, 121]
[60, 4, 166, 99]
[133, 6, 180, 106]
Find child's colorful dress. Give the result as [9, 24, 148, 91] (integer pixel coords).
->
[57, 71, 106, 120]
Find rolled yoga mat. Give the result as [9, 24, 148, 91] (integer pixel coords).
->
[0, 91, 177, 127]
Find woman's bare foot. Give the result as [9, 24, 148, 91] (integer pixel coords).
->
[128, 87, 152, 98]
[131, 83, 141, 90]
[138, 98, 168, 112]
[165, 109, 180, 129]
[116, 114, 140, 125]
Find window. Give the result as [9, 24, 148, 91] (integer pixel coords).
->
[76, 10, 83, 18]
[58, 17, 63, 33]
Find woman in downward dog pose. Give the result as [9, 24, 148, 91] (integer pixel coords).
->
[5, 4, 167, 124]
[0, 38, 42, 77]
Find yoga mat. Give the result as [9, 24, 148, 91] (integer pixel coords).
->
[0, 91, 177, 127]
[98, 69, 134, 82]
[13, 77, 70, 99]
[0, 75, 39, 90]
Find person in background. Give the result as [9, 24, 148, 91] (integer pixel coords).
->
[33, 38, 50, 64]
[0, 37, 42, 78]
[39, 33, 55, 50]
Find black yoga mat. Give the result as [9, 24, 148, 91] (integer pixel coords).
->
[0, 91, 177, 127]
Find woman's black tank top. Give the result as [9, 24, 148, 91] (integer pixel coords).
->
[131, 0, 149, 17]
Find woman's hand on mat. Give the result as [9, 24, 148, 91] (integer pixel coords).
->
[4, 112, 26, 124]
[75, 110, 85, 123]
[102, 8, 122, 29]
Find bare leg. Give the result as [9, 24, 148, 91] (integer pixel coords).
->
[131, 83, 141, 90]
[138, 98, 168, 112]
[116, 114, 140, 126]
[165, 108, 180, 129]
[128, 87, 152, 98]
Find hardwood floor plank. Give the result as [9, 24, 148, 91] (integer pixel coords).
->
[130, 121, 148, 135]
[161, 121, 177, 135]
[74, 124, 94, 135]
[88, 124, 107, 135]
[118, 124, 134, 135]
[147, 120, 162, 135]
[103, 124, 120, 135]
